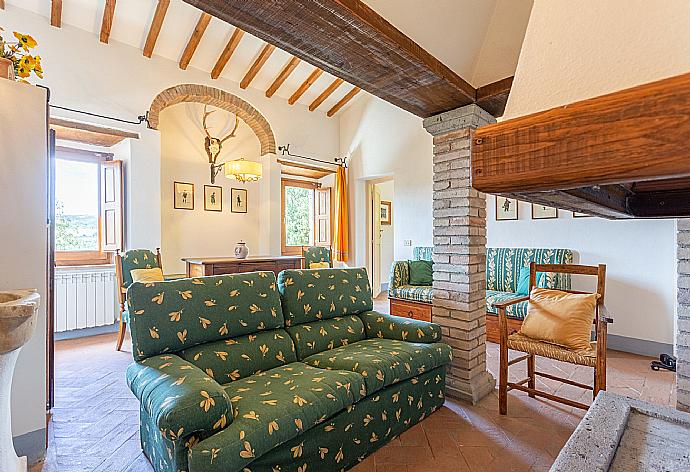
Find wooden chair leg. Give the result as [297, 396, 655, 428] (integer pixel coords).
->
[527, 354, 535, 398]
[116, 317, 127, 351]
[498, 308, 509, 415]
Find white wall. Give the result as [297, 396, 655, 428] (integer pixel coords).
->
[493, 0, 690, 346]
[377, 180, 395, 287]
[340, 94, 433, 268]
[0, 81, 48, 439]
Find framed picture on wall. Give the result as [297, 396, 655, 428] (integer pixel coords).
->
[174, 181, 194, 210]
[204, 185, 223, 212]
[380, 201, 392, 225]
[532, 204, 558, 219]
[495, 196, 518, 220]
[231, 188, 248, 213]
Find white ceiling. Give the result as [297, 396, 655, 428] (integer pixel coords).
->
[6, 0, 531, 112]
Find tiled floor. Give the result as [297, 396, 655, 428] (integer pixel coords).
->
[31, 294, 676, 472]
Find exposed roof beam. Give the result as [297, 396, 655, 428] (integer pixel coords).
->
[183, 0, 476, 118]
[240, 43, 276, 89]
[327, 87, 361, 117]
[266, 56, 301, 98]
[211, 27, 245, 79]
[143, 0, 170, 58]
[288, 67, 323, 105]
[100, 0, 117, 44]
[309, 78, 344, 112]
[475, 76, 513, 118]
[51, 0, 62, 28]
[0, 1, 5, 10]
[179, 12, 212, 69]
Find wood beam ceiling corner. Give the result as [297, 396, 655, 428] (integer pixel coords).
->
[309, 78, 344, 111]
[211, 27, 245, 79]
[266, 56, 301, 97]
[100, 0, 117, 44]
[179, 12, 212, 69]
[143, 0, 170, 58]
[51, 0, 62, 27]
[240, 43, 275, 89]
[327, 87, 361, 117]
[288, 67, 322, 105]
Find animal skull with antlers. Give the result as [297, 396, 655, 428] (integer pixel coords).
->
[202, 104, 240, 183]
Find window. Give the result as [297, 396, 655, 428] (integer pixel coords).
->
[281, 179, 331, 255]
[54, 148, 123, 266]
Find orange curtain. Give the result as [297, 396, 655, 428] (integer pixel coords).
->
[333, 166, 349, 262]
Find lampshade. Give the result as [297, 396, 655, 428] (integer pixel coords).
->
[224, 158, 262, 183]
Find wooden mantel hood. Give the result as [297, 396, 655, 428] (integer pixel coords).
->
[471, 72, 690, 219]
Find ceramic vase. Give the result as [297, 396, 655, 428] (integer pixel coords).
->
[234, 241, 249, 259]
[0, 58, 15, 81]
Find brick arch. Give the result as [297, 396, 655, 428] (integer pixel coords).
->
[147, 84, 276, 155]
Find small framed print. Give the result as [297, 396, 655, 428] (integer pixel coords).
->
[231, 188, 248, 213]
[174, 181, 194, 210]
[573, 211, 591, 218]
[204, 185, 222, 212]
[495, 196, 518, 221]
[380, 201, 392, 225]
[532, 204, 558, 219]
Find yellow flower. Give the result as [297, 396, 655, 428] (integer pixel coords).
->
[19, 55, 35, 69]
[16, 65, 31, 78]
[33, 56, 43, 79]
[14, 32, 37, 50]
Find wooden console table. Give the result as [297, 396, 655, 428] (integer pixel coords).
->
[183, 255, 303, 278]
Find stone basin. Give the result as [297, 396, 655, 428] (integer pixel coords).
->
[0, 289, 40, 354]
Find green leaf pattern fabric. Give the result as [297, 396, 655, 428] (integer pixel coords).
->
[127, 272, 284, 361]
[412, 246, 433, 261]
[188, 363, 366, 471]
[486, 290, 529, 320]
[486, 247, 574, 293]
[179, 329, 298, 383]
[303, 246, 332, 267]
[388, 261, 410, 292]
[121, 249, 161, 289]
[277, 268, 373, 326]
[388, 285, 433, 304]
[286, 315, 366, 360]
[359, 311, 442, 343]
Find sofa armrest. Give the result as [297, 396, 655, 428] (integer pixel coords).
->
[389, 260, 410, 292]
[359, 311, 442, 343]
[492, 295, 530, 310]
[126, 354, 232, 439]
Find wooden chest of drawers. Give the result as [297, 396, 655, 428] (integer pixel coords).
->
[389, 297, 432, 322]
[183, 256, 303, 278]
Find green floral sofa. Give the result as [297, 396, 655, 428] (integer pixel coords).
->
[388, 247, 433, 304]
[125, 268, 451, 472]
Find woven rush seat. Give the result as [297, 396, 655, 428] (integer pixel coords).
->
[507, 333, 597, 367]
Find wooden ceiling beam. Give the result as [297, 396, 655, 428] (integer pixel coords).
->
[240, 43, 276, 89]
[183, 0, 477, 118]
[143, 0, 170, 58]
[309, 78, 344, 112]
[475, 76, 513, 118]
[327, 87, 361, 117]
[179, 12, 212, 69]
[211, 27, 245, 79]
[266, 56, 301, 98]
[288, 67, 323, 105]
[0, 0, 5, 10]
[51, 0, 62, 28]
[100, 0, 117, 44]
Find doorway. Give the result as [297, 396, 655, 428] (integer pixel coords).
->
[367, 178, 394, 298]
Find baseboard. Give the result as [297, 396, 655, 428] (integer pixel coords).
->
[55, 323, 119, 341]
[607, 334, 673, 358]
[13, 428, 46, 465]
[380, 282, 389, 292]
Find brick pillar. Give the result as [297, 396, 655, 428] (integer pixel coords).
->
[677, 219, 690, 411]
[423, 104, 496, 404]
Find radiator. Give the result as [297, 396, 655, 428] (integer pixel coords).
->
[54, 266, 118, 332]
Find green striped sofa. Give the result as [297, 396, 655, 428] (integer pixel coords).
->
[125, 268, 451, 472]
[388, 247, 573, 323]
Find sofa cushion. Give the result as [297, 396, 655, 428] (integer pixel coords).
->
[389, 285, 433, 304]
[486, 247, 574, 293]
[189, 363, 366, 471]
[179, 329, 297, 383]
[127, 271, 284, 361]
[408, 260, 433, 286]
[286, 315, 366, 360]
[303, 338, 452, 394]
[412, 246, 433, 261]
[486, 290, 529, 320]
[277, 268, 373, 326]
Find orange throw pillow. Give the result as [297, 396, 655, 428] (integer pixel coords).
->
[519, 288, 598, 350]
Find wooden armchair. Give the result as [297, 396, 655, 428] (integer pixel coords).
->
[495, 262, 612, 415]
[114, 248, 162, 351]
[302, 246, 333, 268]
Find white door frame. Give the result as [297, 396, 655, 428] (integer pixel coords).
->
[365, 177, 394, 298]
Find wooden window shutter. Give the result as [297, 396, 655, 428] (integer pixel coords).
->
[314, 187, 331, 246]
[101, 160, 124, 251]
